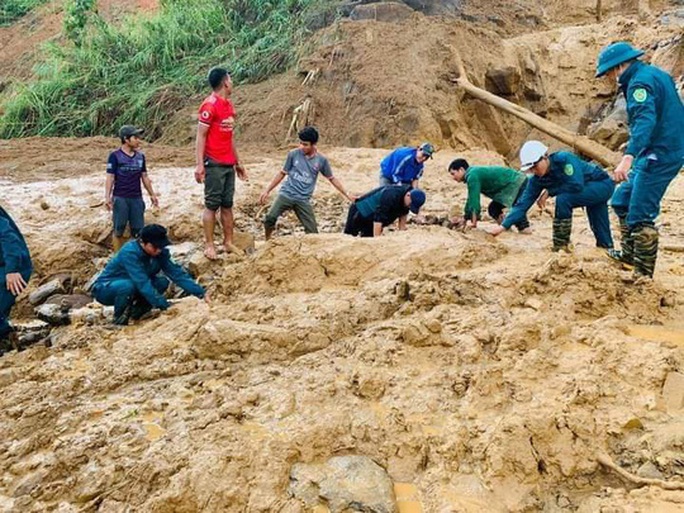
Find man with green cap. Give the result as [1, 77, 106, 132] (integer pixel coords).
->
[595, 41, 684, 278]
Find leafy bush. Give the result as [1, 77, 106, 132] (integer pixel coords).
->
[0, 0, 335, 138]
[0, 0, 49, 26]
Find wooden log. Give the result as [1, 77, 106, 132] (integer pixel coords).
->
[451, 61, 622, 168]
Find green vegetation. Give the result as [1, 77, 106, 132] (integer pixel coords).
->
[0, 0, 338, 139]
[0, 0, 49, 26]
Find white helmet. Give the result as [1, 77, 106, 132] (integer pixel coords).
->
[519, 141, 548, 171]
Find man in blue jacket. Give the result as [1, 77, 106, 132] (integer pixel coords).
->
[379, 143, 434, 187]
[0, 206, 32, 352]
[596, 42, 684, 278]
[489, 141, 614, 251]
[92, 224, 209, 325]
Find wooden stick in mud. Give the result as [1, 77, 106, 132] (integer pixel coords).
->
[597, 452, 684, 490]
[450, 59, 622, 168]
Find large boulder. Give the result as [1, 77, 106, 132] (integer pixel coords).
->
[290, 456, 397, 513]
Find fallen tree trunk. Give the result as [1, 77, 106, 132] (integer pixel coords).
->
[451, 64, 622, 169]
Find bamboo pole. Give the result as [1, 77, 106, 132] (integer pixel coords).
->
[451, 60, 622, 168]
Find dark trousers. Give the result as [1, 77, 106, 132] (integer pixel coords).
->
[93, 276, 169, 320]
[555, 177, 615, 248]
[0, 266, 32, 339]
[612, 156, 683, 229]
[344, 204, 374, 237]
[487, 178, 530, 231]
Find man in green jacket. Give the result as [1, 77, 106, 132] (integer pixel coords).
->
[448, 159, 531, 232]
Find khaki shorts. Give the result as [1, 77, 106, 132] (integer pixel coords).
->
[204, 162, 235, 210]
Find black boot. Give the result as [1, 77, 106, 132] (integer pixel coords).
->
[129, 297, 153, 321]
[632, 224, 659, 278]
[552, 218, 572, 252]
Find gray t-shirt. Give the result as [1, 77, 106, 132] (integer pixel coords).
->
[279, 149, 333, 201]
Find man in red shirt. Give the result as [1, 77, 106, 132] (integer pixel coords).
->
[195, 67, 248, 260]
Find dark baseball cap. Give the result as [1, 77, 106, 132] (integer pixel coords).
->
[119, 125, 144, 139]
[140, 224, 171, 249]
[409, 189, 426, 214]
[419, 142, 434, 159]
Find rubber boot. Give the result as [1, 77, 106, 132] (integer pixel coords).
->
[607, 217, 634, 268]
[552, 218, 572, 252]
[632, 225, 658, 278]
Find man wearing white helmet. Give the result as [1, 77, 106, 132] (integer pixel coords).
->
[489, 141, 614, 252]
[595, 41, 684, 278]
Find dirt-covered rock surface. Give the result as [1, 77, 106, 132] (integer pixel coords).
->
[1, 140, 683, 512]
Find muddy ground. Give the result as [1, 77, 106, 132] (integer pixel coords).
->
[0, 138, 683, 512]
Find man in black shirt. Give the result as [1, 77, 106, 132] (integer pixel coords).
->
[344, 185, 426, 237]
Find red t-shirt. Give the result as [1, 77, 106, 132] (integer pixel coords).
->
[198, 93, 237, 165]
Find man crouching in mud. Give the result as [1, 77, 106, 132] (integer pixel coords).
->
[0, 205, 32, 354]
[91, 224, 210, 325]
[344, 185, 426, 237]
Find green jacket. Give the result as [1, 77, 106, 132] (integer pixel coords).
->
[463, 166, 527, 219]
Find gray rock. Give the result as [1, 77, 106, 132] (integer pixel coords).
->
[28, 278, 66, 305]
[290, 456, 397, 513]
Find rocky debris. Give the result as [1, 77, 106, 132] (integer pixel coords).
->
[12, 319, 51, 350]
[662, 372, 684, 412]
[69, 305, 106, 325]
[290, 456, 397, 513]
[350, 2, 414, 22]
[35, 303, 70, 326]
[485, 66, 521, 95]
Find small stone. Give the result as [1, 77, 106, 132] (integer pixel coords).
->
[525, 297, 543, 311]
[40, 200, 50, 210]
[425, 319, 442, 333]
[636, 461, 664, 480]
[663, 372, 684, 412]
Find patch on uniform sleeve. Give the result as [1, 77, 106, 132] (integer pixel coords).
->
[564, 164, 574, 176]
[632, 88, 648, 103]
[200, 110, 211, 120]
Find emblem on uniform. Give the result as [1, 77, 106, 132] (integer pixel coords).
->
[632, 88, 648, 103]
[201, 111, 211, 119]
[564, 164, 574, 176]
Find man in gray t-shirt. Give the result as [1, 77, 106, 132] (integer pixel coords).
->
[259, 127, 355, 239]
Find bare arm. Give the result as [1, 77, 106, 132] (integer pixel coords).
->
[259, 171, 287, 204]
[411, 179, 419, 189]
[105, 174, 115, 210]
[141, 173, 159, 207]
[327, 176, 354, 201]
[233, 140, 248, 181]
[195, 123, 209, 183]
[398, 215, 408, 231]
[373, 222, 383, 237]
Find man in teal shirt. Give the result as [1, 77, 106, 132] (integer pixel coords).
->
[448, 159, 530, 232]
[596, 41, 684, 278]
